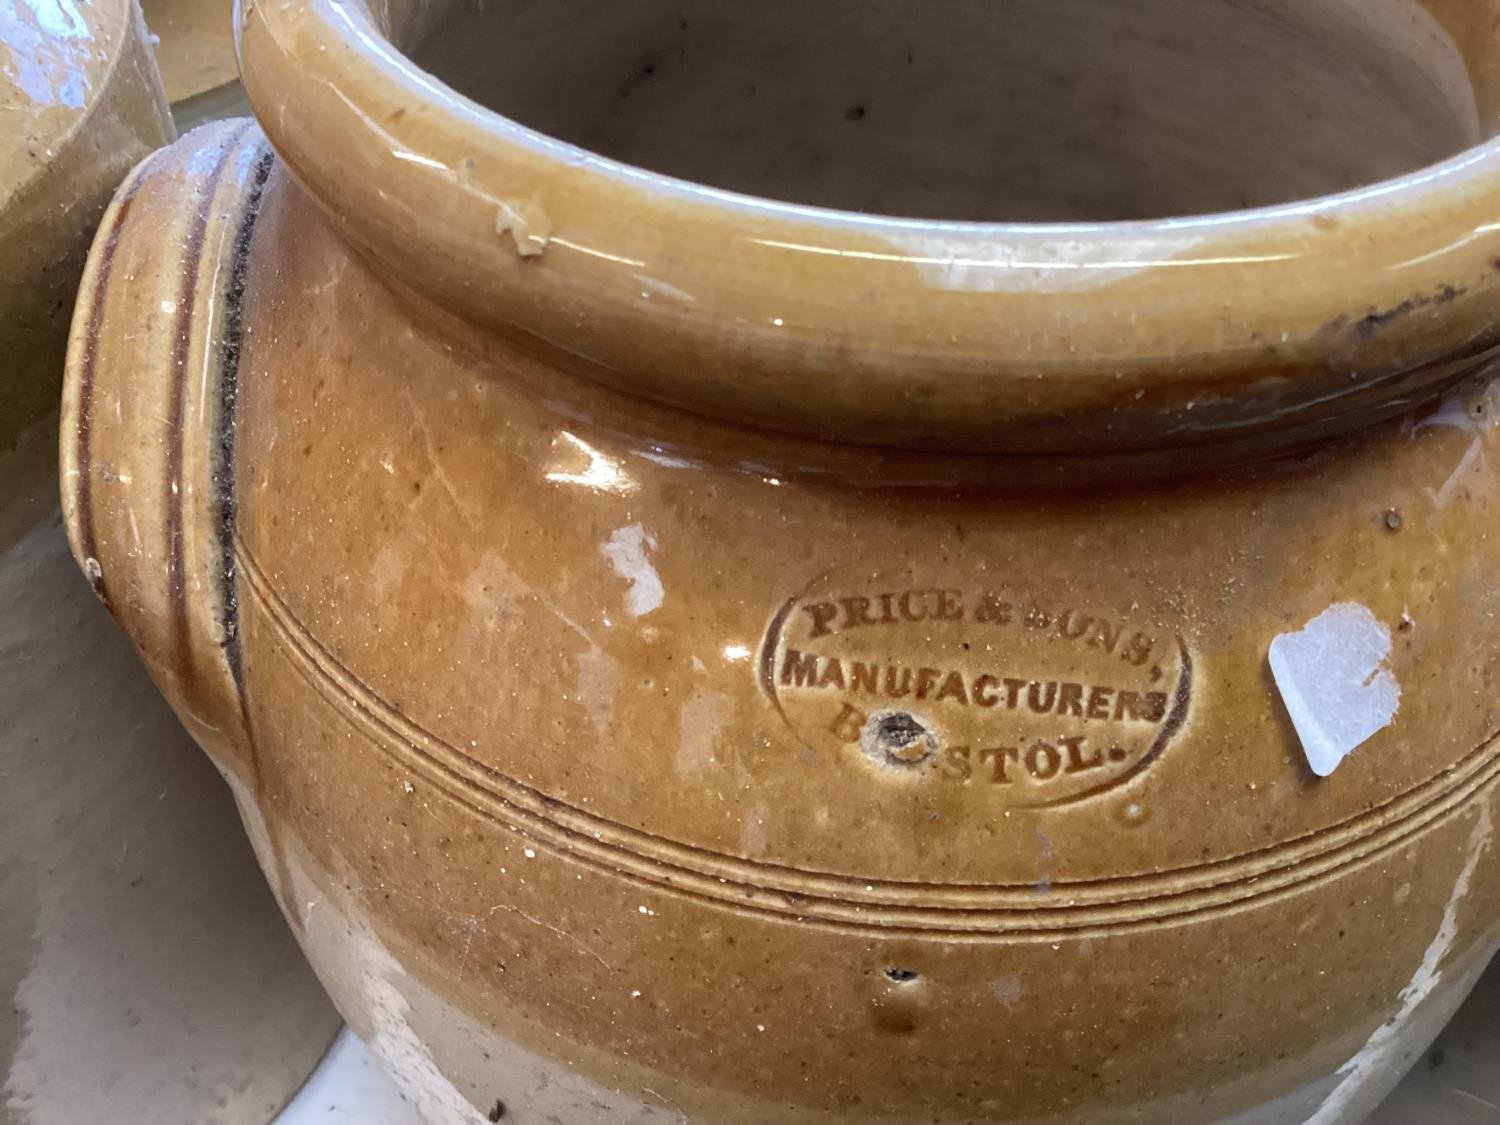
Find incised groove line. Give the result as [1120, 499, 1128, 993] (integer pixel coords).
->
[236, 542, 1500, 939]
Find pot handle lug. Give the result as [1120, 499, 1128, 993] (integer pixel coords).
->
[61, 120, 274, 785]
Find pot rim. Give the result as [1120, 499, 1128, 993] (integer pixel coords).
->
[235, 0, 1500, 455]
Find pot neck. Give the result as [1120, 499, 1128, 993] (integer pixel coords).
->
[239, 0, 1500, 458]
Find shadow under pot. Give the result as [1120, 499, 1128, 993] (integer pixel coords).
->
[61, 0, 1500, 1121]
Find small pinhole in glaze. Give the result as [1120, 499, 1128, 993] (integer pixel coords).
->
[488, 1098, 506, 1121]
[869, 968, 927, 1035]
[1384, 508, 1403, 532]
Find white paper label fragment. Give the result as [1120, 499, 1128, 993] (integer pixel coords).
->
[1268, 603, 1401, 777]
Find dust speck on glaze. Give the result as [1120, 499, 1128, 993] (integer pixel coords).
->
[61, 0, 1500, 1122]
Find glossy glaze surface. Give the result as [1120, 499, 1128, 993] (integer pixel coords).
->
[239, 0, 1500, 456]
[64, 1, 1500, 1121]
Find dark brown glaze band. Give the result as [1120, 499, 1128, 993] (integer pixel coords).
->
[163, 124, 249, 687]
[216, 145, 276, 712]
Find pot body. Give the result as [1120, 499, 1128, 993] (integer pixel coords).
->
[2, 6, 340, 1121]
[63, 121, 1500, 1124]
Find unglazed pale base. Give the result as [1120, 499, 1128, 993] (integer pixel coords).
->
[1223, 948, 1497, 1125]
[225, 772, 1495, 1125]
[226, 774, 696, 1125]
[0, 516, 340, 1124]
[272, 1028, 426, 1125]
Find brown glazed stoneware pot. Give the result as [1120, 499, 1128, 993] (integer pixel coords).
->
[61, 1, 1500, 1121]
[0, 0, 173, 541]
[2, 2, 341, 1120]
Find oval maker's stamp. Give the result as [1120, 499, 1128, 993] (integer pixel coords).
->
[758, 585, 1193, 809]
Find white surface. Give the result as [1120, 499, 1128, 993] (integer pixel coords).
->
[1269, 602, 1401, 776]
[275, 1028, 427, 1125]
[1, 518, 339, 1124]
[274, 963, 1500, 1125]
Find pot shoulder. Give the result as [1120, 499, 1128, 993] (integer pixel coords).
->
[229, 171, 1500, 894]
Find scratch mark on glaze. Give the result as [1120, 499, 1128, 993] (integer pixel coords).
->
[640, 1086, 691, 1123]
[877, 232, 1211, 293]
[1428, 437, 1484, 509]
[601, 524, 663, 617]
[1305, 804, 1492, 1125]
[1406, 387, 1495, 508]
[635, 275, 696, 303]
[486, 904, 612, 971]
[1269, 604, 1400, 777]
[401, 387, 472, 518]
